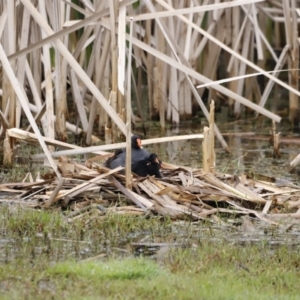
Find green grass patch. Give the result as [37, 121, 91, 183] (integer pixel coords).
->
[48, 258, 163, 280]
[1, 247, 299, 300]
[3, 206, 64, 236]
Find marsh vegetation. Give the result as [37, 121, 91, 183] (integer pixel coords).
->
[0, 206, 300, 300]
[1, 1, 300, 298]
[1, 121, 300, 299]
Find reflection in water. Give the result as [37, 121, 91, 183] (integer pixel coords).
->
[146, 127, 201, 167]
[144, 116, 300, 184]
[166, 127, 180, 163]
[165, 128, 195, 165]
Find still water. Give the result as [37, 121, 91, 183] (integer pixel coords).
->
[144, 113, 300, 184]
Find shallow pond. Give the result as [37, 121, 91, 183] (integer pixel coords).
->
[145, 110, 300, 184]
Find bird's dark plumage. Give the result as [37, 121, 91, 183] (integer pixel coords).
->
[104, 149, 123, 168]
[105, 135, 150, 169]
[132, 153, 162, 178]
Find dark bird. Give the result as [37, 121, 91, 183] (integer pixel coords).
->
[105, 135, 150, 169]
[104, 149, 123, 168]
[132, 153, 162, 178]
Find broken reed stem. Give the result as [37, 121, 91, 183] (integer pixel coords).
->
[289, 153, 300, 171]
[3, 131, 12, 166]
[202, 127, 210, 172]
[272, 120, 280, 158]
[125, 18, 133, 189]
[202, 100, 215, 173]
[43, 177, 64, 209]
[209, 100, 215, 174]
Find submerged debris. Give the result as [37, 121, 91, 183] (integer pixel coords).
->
[1, 157, 300, 225]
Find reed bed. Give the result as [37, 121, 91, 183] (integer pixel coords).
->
[1, 152, 300, 225]
[1, 1, 300, 178]
[0, 1, 299, 139]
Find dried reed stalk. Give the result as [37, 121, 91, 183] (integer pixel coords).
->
[125, 18, 133, 189]
[52, 0, 67, 141]
[31, 134, 204, 159]
[283, 0, 299, 124]
[39, 0, 55, 142]
[0, 43, 60, 177]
